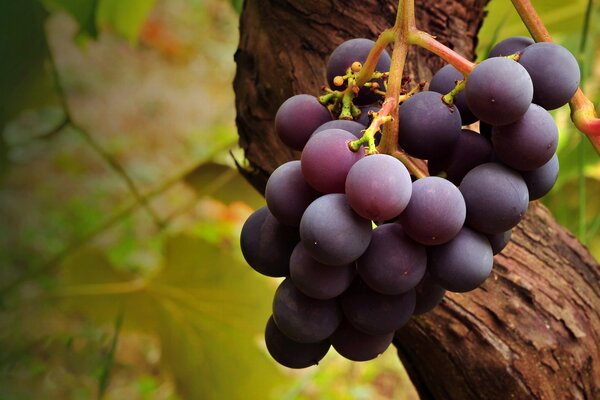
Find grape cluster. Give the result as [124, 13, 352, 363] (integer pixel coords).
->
[240, 36, 578, 369]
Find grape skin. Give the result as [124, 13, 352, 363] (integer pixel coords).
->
[314, 119, 366, 138]
[275, 94, 332, 151]
[428, 227, 494, 292]
[492, 103, 558, 171]
[459, 163, 529, 234]
[345, 154, 412, 221]
[301, 129, 364, 194]
[265, 316, 330, 369]
[487, 229, 512, 255]
[299, 193, 372, 266]
[289, 243, 355, 300]
[399, 176, 466, 245]
[272, 278, 342, 343]
[413, 273, 446, 315]
[357, 223, 426, 295]
[398, 91, 462, 159]
[521, 153, 559, 201]
[331, 319, 394, 362]
[465, 57, 533, 126]
[429, 64, 477, 125]
[487, 36, 534, 58]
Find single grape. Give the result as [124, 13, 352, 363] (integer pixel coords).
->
[331, 319, 394, 362]
[314, 119, 366, 138]
[340, 278, 416, 335]
[519, 42, 580, 110]
[413, 273, 446, 315]
[428, 227, 494, 292]
[299, 193, 372, 266]
[301, 128, 364, 193]
[265, 316, 330, 369]
[275, 94, 332, 151]
[272, 278, 342, 343]
[492, 103, 558, 171]
[289, 243, 355, 300]
[357, 223, 427, 295]
[487, 229, 512, 255]
[240, 206, 299, 277]
[487, 36, 534, 58]
[459, 163, 529, 234]
[465, 57, 533, 125]
[399, 176, 466, 245]
[345, 154, 412, 221]
[398, 91, 461, 159]
[521, 153, 559, 200]
[266, 161, 320, 227]
[326, 38, 391, 105]
[429, 64, 477, 125]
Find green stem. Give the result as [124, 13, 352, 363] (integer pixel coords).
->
[349, 97, 395, 154]
[410, 30, 475, 75]
[354, 29, 396, 88]
[442, 79, 467, 106]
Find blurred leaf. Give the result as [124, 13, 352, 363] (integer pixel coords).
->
[230, 0, 243, 14]
[96, 0, 157, 43]
[57, 235, 284, 399]
[184, 162, 265, 209]
[42, 0, 98, 38]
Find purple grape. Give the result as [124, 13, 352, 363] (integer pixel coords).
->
[331, 319, 394, 362]
[326, 38, 391, 105]
[345, 154, 412, 221]
[492, 103, 558, 171]
[340, 278, 416, 335]
[487, 229, 512, 255]
[301, 128, 364, 194]
[314, 119, 366, 138]
[398, 91, 461, 159]
[357, 224, 426, 295]
[465, 57, 533, 125]
[459, 163, 529, 234]
[356, 104, 380, 126]
[240, 206, 299, 277]
[429, 64, 478, 125]
[299, 193, 372, 266]
[265, 316, 330, 369]
[399, 177, 466, 245]
[487, 36, 534, 58]
[519, 42, 580, 110]
[289, 243, 355, 300]
[265, 161, 320, 227]
[275, 94, 332, 151]
[413, 273, 446, 315]
[521, 153, 559, 200]
[428, 227, 494, 292]
[272, 278, 342, 343]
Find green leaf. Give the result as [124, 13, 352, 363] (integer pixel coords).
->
[230, 0, 243, 14]
[41, 0, 99, 38]
[96, 0, 157, 43]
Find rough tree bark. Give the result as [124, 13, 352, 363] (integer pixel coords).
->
[233, 1, 600, 399]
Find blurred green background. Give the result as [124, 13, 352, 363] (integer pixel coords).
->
[0, 0, 597, 399]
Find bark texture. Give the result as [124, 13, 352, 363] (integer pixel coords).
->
[233, 1, 600, 399]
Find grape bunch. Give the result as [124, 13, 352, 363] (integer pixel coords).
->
[239, 36, 578, 369]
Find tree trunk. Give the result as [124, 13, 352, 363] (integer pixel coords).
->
[233, 1, 600, 399]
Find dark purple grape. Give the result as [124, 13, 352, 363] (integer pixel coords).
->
[487, 229, 512, 255]
[459, 163, 529, 234]
[301, 129, 364, 194]
[519, 42, 580, 110]
[479, 121, 492, 140]
[275, 94, 332, 151]
[428, 227, 494, 292]
[399, 177, 466, 245]
[428, 64, 478, 125]
[265, 316, 330, 369]
[331, 319, 394, 362]
[357, 224, 426, 295]
[465, 57, 533, 125]
[314, 119, 366, 138]
[340, 278, 415, 335]
[266, 161, 320, 227]
[487, 36, 534, 58]
[413, 273, 446, 315]
[427, 129, 493, 185]
[326, 38, 391, 105]
[272, 278, 342, 343]
[492, 103, 558, 171]
[299, 193, 372, 266]
[345, 154, 412, 221]
[289, 243, 355, 300]
[398, 91, 461, 159]
[240, 206, 299, 277]
[521, 153, 559, 200]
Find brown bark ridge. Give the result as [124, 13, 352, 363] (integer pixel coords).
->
[233, 1, 600, 399]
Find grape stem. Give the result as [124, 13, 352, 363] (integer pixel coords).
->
[349, 97, 396, 154]
[442, 79, 466, 106]
[510, 0, 600, 154]
[409, 30, 475, 75]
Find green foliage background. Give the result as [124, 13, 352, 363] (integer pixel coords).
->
[0, 0, 597, 399]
